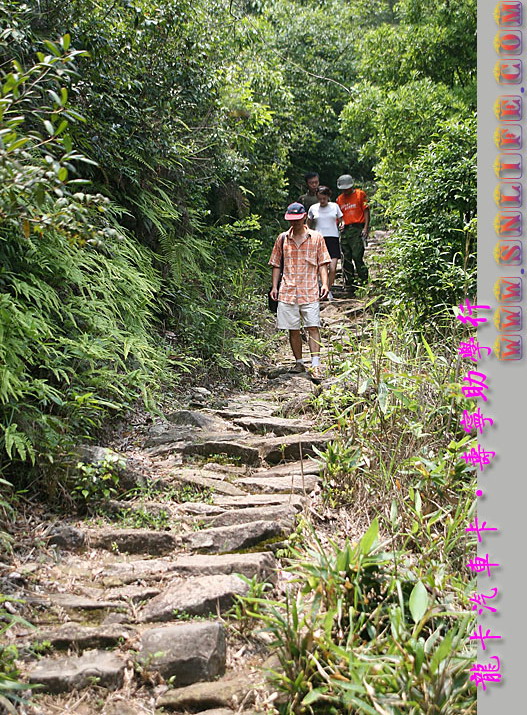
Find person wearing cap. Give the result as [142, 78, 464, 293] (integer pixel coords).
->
[336, 174, 370, 296]
[269, 202, 331, 381]
[307, 186, 343, 301]
[297, 172, 321, 213]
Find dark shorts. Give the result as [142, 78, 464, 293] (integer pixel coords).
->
[324, 235, 341, 259]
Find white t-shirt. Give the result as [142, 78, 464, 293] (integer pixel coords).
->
[308, 202, 343, 237]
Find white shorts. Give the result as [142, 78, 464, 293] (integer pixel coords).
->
[277, 301, 320, 330]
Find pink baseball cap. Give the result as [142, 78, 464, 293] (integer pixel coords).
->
[284, 202, 307, 220]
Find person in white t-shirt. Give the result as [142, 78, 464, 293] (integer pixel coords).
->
[307, 186, 344, 301]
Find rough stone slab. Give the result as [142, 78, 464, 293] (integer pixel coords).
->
[205, 505, 296, 529]
[212, 493, 305, 510]
[186, 520, 287, 554]
[106, 500, 173, 518]
[101, 552, 276, 586]
[89, 529, 178, 555]
[174, 501, 225, 516]
[236, 474, 319, 494]
[168, 552, 277, 582]
[203, 462, 249, 476]
[139, 621, 225, 685]
[33, 623, 135, 651]
[27, 649, 126, 694]
[138, 574, 250, 622]
[147, 429, 245, 449]
[102, 584, 161, 603]
[254, 460, 321, 478]
[157, 673, 256, 711]
[167, 469, 247, 497]
[165, 410, 233, 431]
[100, 558, 180, 586]
[47, 525, 87, 550]
[233, 416, 312, 436]
[182, 440, 260, 466]
[272, 394, 312, 418]
[45, 593, 120, 611]
[256, 434, 332, 464]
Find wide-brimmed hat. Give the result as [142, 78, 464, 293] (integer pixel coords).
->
[337, 174, 354, 190]
[284, 202, 307, 220]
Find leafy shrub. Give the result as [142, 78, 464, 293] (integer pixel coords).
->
[71, 459, 121, 507]
[246, 520, 475, 714]
[374, 117, 477, 316]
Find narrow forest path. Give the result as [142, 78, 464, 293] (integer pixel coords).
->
[3, 234, 385, 715]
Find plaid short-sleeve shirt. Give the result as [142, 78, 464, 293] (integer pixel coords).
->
[269, 227, 331, 305]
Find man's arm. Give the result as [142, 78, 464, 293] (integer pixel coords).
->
[336, 205, 344, 232]
[270, 266, 281, 301]
[362, 207, 370, 236]
[318, 263, 329, 300]
[316, 234, 330, 300]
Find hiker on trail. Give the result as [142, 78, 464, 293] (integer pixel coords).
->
[335, 174, 370, 296]
[307, 186, 343, 302]
[297, 171, 320, 212]
[269, 202, 331, 382]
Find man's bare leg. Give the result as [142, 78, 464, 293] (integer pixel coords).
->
[289, 330, 303, 361]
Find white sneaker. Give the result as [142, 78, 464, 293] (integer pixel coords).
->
[328, 291, 334, 302]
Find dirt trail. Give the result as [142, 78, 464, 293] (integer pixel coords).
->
[1, 234, 385, 715]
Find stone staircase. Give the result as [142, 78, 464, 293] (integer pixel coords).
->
[7, 374, 327, 714]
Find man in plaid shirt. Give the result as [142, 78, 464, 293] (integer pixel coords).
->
[269, 202, 331, 381]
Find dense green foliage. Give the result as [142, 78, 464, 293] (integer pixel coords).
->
[1, 0, 476, 476]
[1, 0, 477, 709]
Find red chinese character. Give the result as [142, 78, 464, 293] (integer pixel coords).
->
[466, 518, 499, 543]
[467, 554, 500, 577]
[469, 625, 502, 650]
[462, 371, 490, 401]
[458, 337, 493, 362]
[470, 657, 502, 690]
[460, 409, 494, 434]
[469, 587, 499, 615]
[457, 299, 491, 326]
[460, 445, 496, 471]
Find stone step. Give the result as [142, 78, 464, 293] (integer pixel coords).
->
[174, 501, 226, 516]
[165, 410, 236, 431]
[101, 584, 161, 604]
[186, 519, 288, 554]
[236, 473, 319, 494]
[139, 621, 226, 686]
[29, 623, 136, 652]
[89, 528, 180, 555]
[146, 427, 244, 450]
[233, 415, 312, 436]
[157, 671, 258, 712]
[212, 493, 305, 510]
[100, 552, 276, 586]
[256, 433, 331, 464]
[182, 439, 261, 466]
[138, 574, 251, 622]
[28, 592, 125, 613]
[254, 459, 321, 478]
[165, 468, 247, 496]
[28, 649, 126, 694]
[202, 504, 296, 529]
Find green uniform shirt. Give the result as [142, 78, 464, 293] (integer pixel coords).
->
[298, 192, 319, 212]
